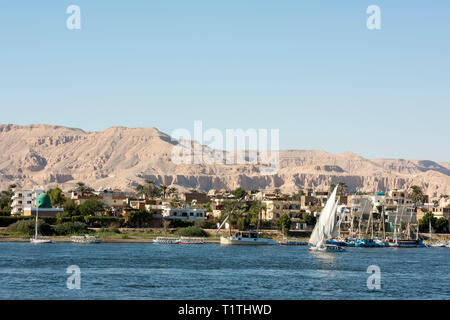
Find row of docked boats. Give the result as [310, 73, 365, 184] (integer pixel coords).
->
[153, 236, 206, 244]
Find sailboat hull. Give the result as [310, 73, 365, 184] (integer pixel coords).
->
[30, 238, 54, 244]
[309, 245, 345, 252]
[220, 236, 277, 245]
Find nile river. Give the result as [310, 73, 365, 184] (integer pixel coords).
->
[0, 242, 448, 299]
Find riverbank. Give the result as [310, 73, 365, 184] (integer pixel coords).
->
[0, 227, 447, 243]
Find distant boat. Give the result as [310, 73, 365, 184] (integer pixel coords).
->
[179, 237, 205, 244]
[220, 231, 277, 245]
[429, 241, 447, 248]
[215, 196, 276, 245]
[30, 207, 53, 244]
[153, 237, 180, 244]
[71, 235, 101, 244]
[278, 239, 308, 246]
[308, 186, 345, 252]
[388, 239, 426, 248]
[326, 239, 347, 247]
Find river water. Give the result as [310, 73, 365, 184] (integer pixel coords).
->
[0, 242, 448, 299]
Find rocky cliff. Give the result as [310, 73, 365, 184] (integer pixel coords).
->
[0, 124, 449, 198]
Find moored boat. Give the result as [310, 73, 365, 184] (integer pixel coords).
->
[388, 239, 425, 248]
[30, 205, 53, 244]
[30, 238, 53, 244]
[327, 239, 347, 247]
[179, 237, 205, 244]
[153, 237, 180, 244]
[428, 241, 447, 248]
[71, 235, 101, 244]
[220, 231, 277, 245]
[309, 244, 345, 252]
[278, 239, 308, 246]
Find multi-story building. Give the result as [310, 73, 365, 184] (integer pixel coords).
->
[261, 200, 301, 220]
[162, 205, 206, 221]
[11, 188, 44, 215]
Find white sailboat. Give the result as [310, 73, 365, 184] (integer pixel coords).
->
[30, 206, 53, 244]
[308, 186, 344, 252]
[217, 197, 277, 245]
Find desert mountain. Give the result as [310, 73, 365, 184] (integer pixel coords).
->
[0, 124, 449, 199]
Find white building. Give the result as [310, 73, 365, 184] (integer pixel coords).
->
[162, 206, 207, 221]
[11, 189, 45, 215]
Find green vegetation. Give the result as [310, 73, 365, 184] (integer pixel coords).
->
[419, 212, 449, 233]
[63, 199, 80, 216]
[169, 219, 194, 228]
[47, 187, 65, 207]
[6, 219, 52, 236]
[175, 226, 209, 237]
[231, 187, 246, 199]
[125, 208, 153, 227]
[53, 222, 89, 235]
[277, 214, 292, 234]
[79, 198, 106, 216]
[410, 185, 425, 205]
[301, 212, 316, 226]
[135, 179, 162, 198]
[0, 184, 15, 215]
[73, 182, 94, 193]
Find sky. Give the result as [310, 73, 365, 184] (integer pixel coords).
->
[0, 1, 449, 161]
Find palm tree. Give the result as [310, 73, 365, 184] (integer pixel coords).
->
[135, 179, 157, 199]
[74, 182, 94, 193]
[274, 189, 281, 198]
[168, 187, 178, 198]
[160, 185, 168, 199]
[409, 185, 425, 205]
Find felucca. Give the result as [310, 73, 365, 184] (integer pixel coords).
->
[308, 186, 345, 252]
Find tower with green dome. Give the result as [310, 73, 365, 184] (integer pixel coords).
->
[36, 193, 52, 209]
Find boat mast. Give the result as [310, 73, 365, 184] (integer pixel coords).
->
[358, 198, 368, 239]
[35, 205, 39, 240]
[429, 219, 432, 243]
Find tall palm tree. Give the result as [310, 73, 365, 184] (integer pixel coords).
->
[135, 179, 157, 199]
[168, 187, 178, 198]
[160, 185, 168, 199]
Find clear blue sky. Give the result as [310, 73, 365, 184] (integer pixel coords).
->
[0, 1, 449, 161]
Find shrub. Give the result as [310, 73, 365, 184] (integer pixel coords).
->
[0, 216, 26, 227]
[53, 222, 88, 235]
[198, 219, 217, 229]
[84, 216, 124, 228]
[169, 219, 194, 228]
[125, 209, 153, 228]
[175, 226, 208, 237]
[6, 219, 53, 236]
[0, 210, 11, 216]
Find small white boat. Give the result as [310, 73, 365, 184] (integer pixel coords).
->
[220, 231, 277, 245]
[429, 241, 447, 248]
[178, 237, 205, 244]
[30, 238, 54, 244]
[278, 238, 307, 246]
[71, 235, 102, 244]
[309, 244, 345, 252]
[153, 237, 180, 244]
[30, 207, 53, 244]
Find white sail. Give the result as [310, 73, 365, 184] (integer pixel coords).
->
[308, 186, 338, 247]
